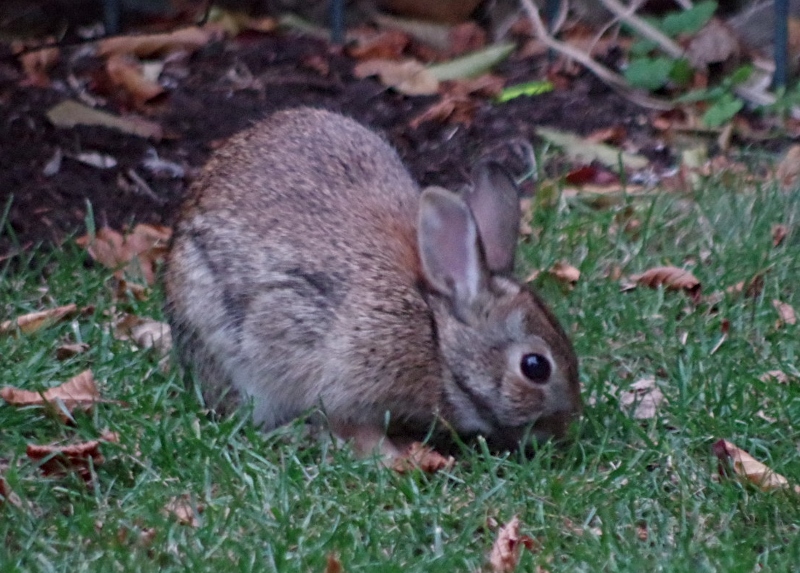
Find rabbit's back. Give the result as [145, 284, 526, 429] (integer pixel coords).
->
[165, 108, 442, 430]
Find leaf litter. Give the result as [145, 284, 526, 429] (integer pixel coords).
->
[712, 440, 800, 494]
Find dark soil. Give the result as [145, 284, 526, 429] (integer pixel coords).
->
[0, 30, 664, 257]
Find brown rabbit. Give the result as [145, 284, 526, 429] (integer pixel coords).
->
[164, 108, 580, 458]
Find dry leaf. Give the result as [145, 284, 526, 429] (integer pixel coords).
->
[56, 342, 90, 360]
[772, 224, 788, 247]
[775, 145, 800, 190]
[488, 516, 538, 573]
[46, 100, 163, 140]
[619, 377, 665, 420]
[18, 47, 60, 87]
[114, 314, 172, 356]
[759, 370, 791, 384]
[392, 442, 454, 473]
[353, 59, 439, 95]
[0, 304, 78, 335]
[97, 26, 213, 58]
[164, 495, 203, 527]
[324, 553, 344, 573]
[549, 261, 580, 285]
[712, 439, 799, 493]
[26, 439, 107, 482]
[687, 18, 740, 69]
[627, 266, 701, 300]
[75, 224, 172, 285]
[106, 54, 165, 107]
[347, 29, 409, 60]
[0, 370, 109, 423]
[773, 299, 797, 326]
[0, 473, 22, 507]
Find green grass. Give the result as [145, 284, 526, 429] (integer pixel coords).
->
[1, 175, 799, 572]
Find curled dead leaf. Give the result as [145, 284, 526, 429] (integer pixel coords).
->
[164, 495, 204, 527]
[549, 261, 580, 285]
[106, 54, 165, 107]
[772, 299, 796, 327]
[392, 442, 454, 474]
[0, 370, 113, 423]
[97, 26, 213, 58]
[353, 58, 439, 95]
[324, 553, 344, 573]
[26, 438, 108, 482]
[619, 377, 665, 420]
[772, 224, 788, 247]
[114, 314, 173, 356]
[488, 516, 538, 573]
[75, 224, 171, 285]
[0, 304, 78, 336]
[712, 439, 799, 493]
[56, 342, 90, 360]
[627, 266, 701, 300]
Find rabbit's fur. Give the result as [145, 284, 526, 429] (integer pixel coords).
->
[165, 108, 580, 457]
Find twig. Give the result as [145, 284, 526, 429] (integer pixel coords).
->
[518, 0, 673, 110]
[597, 0, 684, 58]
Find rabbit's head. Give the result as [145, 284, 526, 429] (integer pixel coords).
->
[418, 163, 581, 449]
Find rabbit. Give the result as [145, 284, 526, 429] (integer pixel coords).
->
[164, 107, 581, 458]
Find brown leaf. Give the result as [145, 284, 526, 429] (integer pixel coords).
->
[0, 304, 78, 336]
[56, 342, 90, 360]
[392, 442, 454, 474]
[324, 553, 344, 573]
[26, 439, 107, 482]
[618, 377, 665, 420]
[114, 314, 172, 356]
[488, 516, 538, 573]
[773, 299, 797, 326]
[686, 18, 740, 69]
[628, 266, 701, 300]
[712, 439, 799, 493]
[105, 54, 165, 107]
[759, 370, 792, 384]
[549, 261, 580, 285]
[164, 495, 203, 527]
[347, 29, 409, 60]
[97, 26, 213, 58]
[353, 59, 439, 95]
[776, 145, 800, 190]
[772, 224, 788, 247]
[0, 370, 107, 423]
[75, 224, 172, 285]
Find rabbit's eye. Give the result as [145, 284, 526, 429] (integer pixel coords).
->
[520, 353, 551, 384]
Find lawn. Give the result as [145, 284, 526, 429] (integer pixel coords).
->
[1, 167, 799, 572]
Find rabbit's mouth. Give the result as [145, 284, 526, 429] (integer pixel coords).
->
[484, 409, 580, 453]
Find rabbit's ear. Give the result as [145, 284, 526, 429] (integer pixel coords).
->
[418, 186, 486, 305]
[463, 161, 520, 275]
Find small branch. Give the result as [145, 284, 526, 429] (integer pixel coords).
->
[597, 0, 684, 58]
[519, 0, 673, 110]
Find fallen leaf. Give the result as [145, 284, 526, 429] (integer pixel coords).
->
[427, 42, 515, 81]
[0, 473, 22, 507]
[725, 272, 765, 299]
[97, 26, 213, 58]
[627, 266, 701, 300]
[56, 342, 90, 360]
[759, 370, 791, 384]
[18, 47, 60, 87]
[353, 58, 439, 95]
[687, 18, 740, 70]
[0, 304, 79, 336]
[106, 54, 165, 107]
[549, 261, 580, 285]
[775, 145, 800, 190]
[772, 224, 788, 247]
[26, 439, 106, 482]
[114, 314, 172, 356]
[164, 495, 203, 527]
[75, 224, 172, 284]
[635, 522, 648, 541]
[324, 553, 344, 573]
[585, 125, 627, 146]
[619, 377, 665, 420]
[47, 100, 163, 140]
[773, 299, 797, 326]
[0, 370, 107, 422]
[392, 442, 454, 473]
[712, 439, 799, 493]
[488, 516, 538, 573]
[536, 126, 649, 171]
[347, 29, 409, 60]
[564, 165, 620, 186]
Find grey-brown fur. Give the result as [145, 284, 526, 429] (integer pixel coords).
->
[164, 108, 581, 456]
